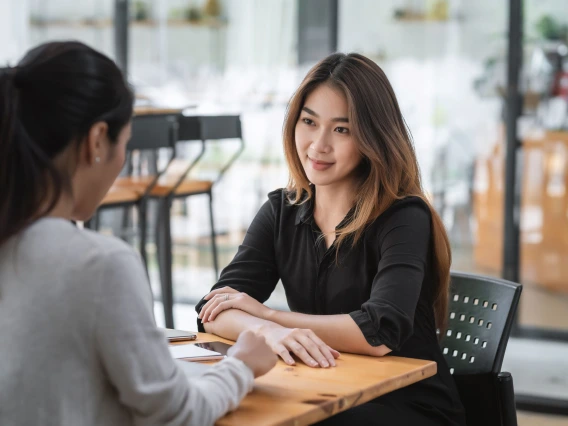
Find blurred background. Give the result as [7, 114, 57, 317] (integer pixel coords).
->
[2, 0, 568, 423]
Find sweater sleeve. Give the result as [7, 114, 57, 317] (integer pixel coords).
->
[94, 249, 254, 426]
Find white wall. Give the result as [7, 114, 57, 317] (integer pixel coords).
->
[22, 0, 297, 88]
[223, 0, 297, 69]
[0, 0, 29, 64]
[338, 0, 507, 61]
[337, 0, 509, 193]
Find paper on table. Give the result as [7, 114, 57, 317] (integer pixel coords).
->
[169, 344, 225, 362]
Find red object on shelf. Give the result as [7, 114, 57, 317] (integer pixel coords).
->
[554, 70, 568, 98]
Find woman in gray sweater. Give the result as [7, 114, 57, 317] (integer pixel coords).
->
[0, 41, 276, 426]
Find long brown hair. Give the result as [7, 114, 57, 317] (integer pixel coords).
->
[283, 53, 451, 334]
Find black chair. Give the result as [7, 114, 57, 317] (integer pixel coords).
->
[154, 115, 244, 328]
[441, 272, 523, 426]
[86, 113, 178, 271]
[151, 115, 202, 328]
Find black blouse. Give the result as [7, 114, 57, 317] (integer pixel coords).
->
[196, 189, 466, 425]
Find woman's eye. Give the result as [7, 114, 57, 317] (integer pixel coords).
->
[302, 118, 314, 125]
[335, 127, 349, 134]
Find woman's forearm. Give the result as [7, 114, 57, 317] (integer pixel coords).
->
[204, 306, 390, 357]
[203, 309, 278, 340]
[265, 310, 391, 357]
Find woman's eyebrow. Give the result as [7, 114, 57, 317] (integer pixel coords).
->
[302, 106, 348, 122]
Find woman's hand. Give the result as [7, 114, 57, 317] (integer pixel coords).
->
[259, 323, 340, 368]
[228, 330, 277, 378]
[198, 287, 272, 323]
[199, 288, 340, 368]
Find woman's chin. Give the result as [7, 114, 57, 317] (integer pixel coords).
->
[306, 176, 334, 187]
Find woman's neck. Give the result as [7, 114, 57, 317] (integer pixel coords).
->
[44, 191, 75, 220]
[42, 153, 76, 220]
[313, 180, 357, 235]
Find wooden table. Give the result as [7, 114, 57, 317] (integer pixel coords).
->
[175, 333, 437, 426]
[134, 106, 183, 116]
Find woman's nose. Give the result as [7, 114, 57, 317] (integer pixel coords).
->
[310, 132, 331, 154]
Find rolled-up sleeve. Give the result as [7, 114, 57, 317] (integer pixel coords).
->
[349, 202, 431, 352]
[196, 199, 280, 331]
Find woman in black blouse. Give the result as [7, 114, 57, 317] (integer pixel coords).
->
[196, 53, 466, 425]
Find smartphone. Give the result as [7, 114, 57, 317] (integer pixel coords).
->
[192, 341, 233, 356]
[164, 328, 197, 342]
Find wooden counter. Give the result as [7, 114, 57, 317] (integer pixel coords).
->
[474, 129, 568, 292]
[175, 333, 437, 426]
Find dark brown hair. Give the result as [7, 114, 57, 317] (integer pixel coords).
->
[283, 53, 452, 334]
[0, 41, 133, 246]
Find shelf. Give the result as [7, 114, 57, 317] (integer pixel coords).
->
[395, 17, 450, 22]
[522, 130, 568, 147]
[393, 16, 463, 23]
[29, 18, 227, 29]
[133, 18, 227, 29]
[392, 10, 462, 23]
[30, 19, 112, 28]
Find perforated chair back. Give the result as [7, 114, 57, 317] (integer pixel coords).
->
[441, 272, 522, 375]
[440, 272, 522, 426]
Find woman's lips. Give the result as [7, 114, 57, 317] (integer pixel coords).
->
[308, 157, 334, 171]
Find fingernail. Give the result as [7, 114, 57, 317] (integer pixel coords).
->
[322, 361, 329, 368]
[311, 361, 317, 366]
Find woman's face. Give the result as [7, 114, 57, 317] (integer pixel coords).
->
[71, 122, 131, 221]
[295, 84, 362, 189]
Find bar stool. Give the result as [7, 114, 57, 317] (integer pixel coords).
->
[86, 113, 178, 272]
[152, 115, 245, 328]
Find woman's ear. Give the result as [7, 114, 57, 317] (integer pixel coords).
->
[85, 121, 109, 165]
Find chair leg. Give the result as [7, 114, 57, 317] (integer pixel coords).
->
[497, 372, 518, 426]
[158, 197, 175, 329]
[208, 191, 219, 279]
[138, 200, 149, 273]
[154, 201, 163, 276]
[120, 206, 130, 243]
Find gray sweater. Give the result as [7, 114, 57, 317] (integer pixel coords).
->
[0, 218, 254, 426]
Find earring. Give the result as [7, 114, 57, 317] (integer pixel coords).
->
[95, 157, 101, 163]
